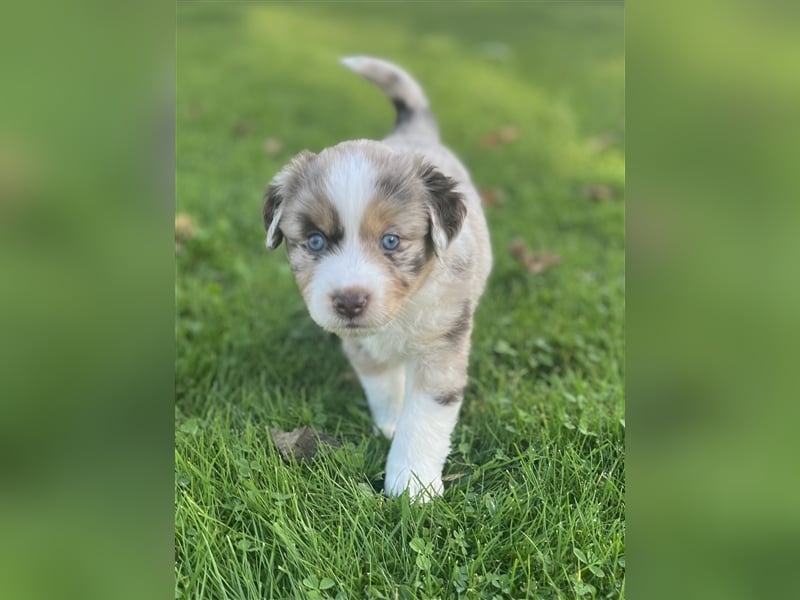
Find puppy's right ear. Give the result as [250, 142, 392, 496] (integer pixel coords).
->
[263, 151, 316, 250]
[263, 183, 285, 250]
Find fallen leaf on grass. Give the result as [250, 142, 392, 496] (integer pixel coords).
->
[581, 183, 614, 202]
[586, 132, 618, 153]
[269, 426, 341, 463]
[187, 103, 204, 120]
[175, 212, 197, 254]
[263, 137, 283, 156]
[508, 236, 560, 274]
[481, 125, 519, 148]
[233, 121, 253, 138]
[479, 186, 505, 207]
[0, 143, 37, 211]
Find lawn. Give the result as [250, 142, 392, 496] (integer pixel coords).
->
[176, 2, 624, 599]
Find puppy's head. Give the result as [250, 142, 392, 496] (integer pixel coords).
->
[263, 140, 466, 336]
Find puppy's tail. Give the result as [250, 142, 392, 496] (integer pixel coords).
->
[340, 55, 439, 140]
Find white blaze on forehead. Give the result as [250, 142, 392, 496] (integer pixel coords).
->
[303, 150, 397, 332]
[325, 152, 376, 240]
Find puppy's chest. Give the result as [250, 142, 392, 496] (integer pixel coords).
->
[354, 301, 447, 364]
[355, 325, 416, 365]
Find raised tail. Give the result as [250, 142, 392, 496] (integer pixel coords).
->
[340, 55, 439, 140]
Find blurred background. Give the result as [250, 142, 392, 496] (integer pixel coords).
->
[628, 2, 800, 598]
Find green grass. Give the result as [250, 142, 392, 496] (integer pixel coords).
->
[176, 2, 624, 598]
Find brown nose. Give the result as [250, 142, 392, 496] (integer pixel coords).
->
[332, 289, 369, 319]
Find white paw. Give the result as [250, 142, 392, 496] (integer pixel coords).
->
[371, 423, 396, 439]
[384, 467, 443, 503]
[379, 423, 396, 440]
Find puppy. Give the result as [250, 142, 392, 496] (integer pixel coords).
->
[263, 56, 491, 500]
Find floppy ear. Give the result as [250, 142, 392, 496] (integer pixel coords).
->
[262, 151, 316, 250]
[263, 183, 284, 249]
[418, 162, 467, 256]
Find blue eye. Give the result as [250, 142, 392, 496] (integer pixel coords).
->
[381, 234, 400, 251]
[307, 232, 326, 252]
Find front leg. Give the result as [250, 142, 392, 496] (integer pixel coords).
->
[384, 351, 469, 501]
[342, 339, 405, 439]
[384, 387, 463, 501]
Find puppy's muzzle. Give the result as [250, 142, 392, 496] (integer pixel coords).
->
[332, 288, 370, 320]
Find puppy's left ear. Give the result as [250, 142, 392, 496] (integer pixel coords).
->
[419, 163, 467, 256]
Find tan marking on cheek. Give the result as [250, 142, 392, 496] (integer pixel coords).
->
[384, 282, 409, 315]
[389, 238, 432, 279]
[287, 245, 316, 295]
[360, 199, 433, 282]
[296, 270, 313, 295]
[377, 259, 416, 317]
[344, 196, 437, 323]
[351, 235, 437, 323]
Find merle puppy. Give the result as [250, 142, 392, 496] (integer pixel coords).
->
[263, 56, 492, 500]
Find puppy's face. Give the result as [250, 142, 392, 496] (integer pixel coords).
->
[263, 142, 465, 337]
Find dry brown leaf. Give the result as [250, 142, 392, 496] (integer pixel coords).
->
[175, 213, 197, 254]
[524, 253, 561, 274]
[497, 126, 519, 143]
[175, 213, 196, 239]
[0, 143, 36, 211]
[187, 103, 204, 120]
[581, 184, 614, 202]
[269, 426, 342, 463]
[508, 236, 560, 274]
[481, 125, 520, 149]
[233, 121, 253, 138]
[586, 133, 618, 153]
[479, 187, 505, 207]
[263, 137, 283, 156]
